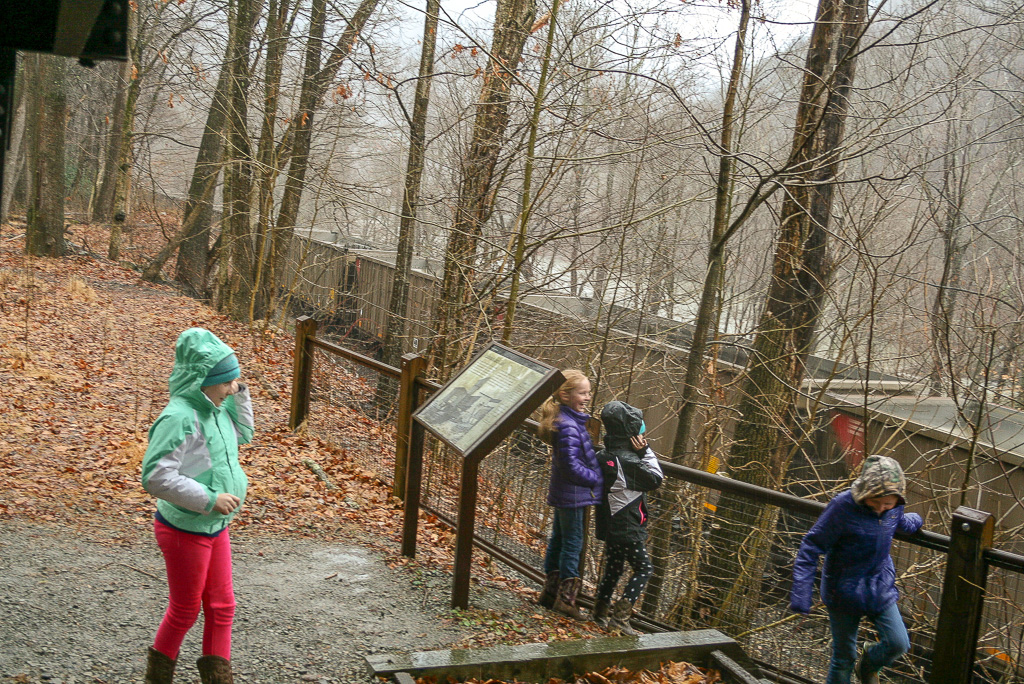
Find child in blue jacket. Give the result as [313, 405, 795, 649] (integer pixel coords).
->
[790, 455, 923, 684]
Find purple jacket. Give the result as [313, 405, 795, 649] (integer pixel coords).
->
[546, 405, 602, 508]
[790, 489, 923, 616]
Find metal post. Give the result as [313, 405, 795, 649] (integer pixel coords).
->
[394, 353, 425, 499]
[289, 316, 317, 430]
[451, 457, 480, 609]
[929, 506, 994, 684]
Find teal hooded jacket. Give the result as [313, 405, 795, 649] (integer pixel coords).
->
[142, 328, 254, 535]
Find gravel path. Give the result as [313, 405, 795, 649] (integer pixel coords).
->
[0, 520, 520, 684]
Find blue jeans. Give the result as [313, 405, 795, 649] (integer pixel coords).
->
[826, 602, 911, 684]
[543, 507, 585, 579]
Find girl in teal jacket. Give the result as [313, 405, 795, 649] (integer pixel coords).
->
[141, 328, 254, 684]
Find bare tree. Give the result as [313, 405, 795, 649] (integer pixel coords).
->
[643, 0, 753, 619]
[168, 35, 233, 295]
[381, 0, 441, 370]
[216, 0, 264, 319]
[272, 0, 382, 299]
[698, 0, 870, 630]
[430, 0, 539, 377]
[91, 60, 129, 225]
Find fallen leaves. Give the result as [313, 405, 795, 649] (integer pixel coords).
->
[0, 220, 392, 541]
[415, 662, 720, 684]
[0, 218, 602, 651]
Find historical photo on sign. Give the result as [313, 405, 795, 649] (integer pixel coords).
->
[415, 345, 551, 454]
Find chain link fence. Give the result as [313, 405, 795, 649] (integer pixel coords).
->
[298, 329, 1024, 684]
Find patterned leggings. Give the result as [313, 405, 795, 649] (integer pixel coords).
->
[596, 540, 654, 604]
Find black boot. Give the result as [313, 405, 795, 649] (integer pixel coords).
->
[144, 646, 176, 684]
[591, 597, 611, 626]
[197, 655, 234, 684]
[856, 651, 880, 684]
[538, 570, 560, 609]
[552, 577, 586, 620]
[607, 598, 639, 636]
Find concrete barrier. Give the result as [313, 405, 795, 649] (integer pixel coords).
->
[365, 629, 768, 683]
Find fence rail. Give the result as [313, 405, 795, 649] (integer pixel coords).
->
[289, 319, 1024, 684]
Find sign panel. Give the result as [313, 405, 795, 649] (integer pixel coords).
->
[414, 344, 553, 455]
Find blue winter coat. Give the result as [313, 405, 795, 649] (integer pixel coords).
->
[546, 405, 602, 508]
[790, 489, 923, 616]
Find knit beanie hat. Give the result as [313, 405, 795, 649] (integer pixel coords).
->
[851, 454, 906, 506]
[202, 353, 240, 387]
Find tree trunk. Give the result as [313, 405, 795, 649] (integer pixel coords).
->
[92, 61, 128, 224]
[927, 120, 968, 395]
[251, 0, 293, 322]
[671, 0, 750, 468]
[379, 0, 440, 375]
[216, 0, 262, 320]
[502, 1, 560, 343]
[108, 7, 143, 262]
[1, 51, 26, 224]
[431, 0, 538, 377]
[173, 45, 234, 296]
[69, 112, 102, 211]
[643, 0, 750, 622]
[697, 0, 868, 631]
[273, 0, 380, 260]
[25, 54, 68, 258]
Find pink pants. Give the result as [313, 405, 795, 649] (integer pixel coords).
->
[152, 519, 235, 660]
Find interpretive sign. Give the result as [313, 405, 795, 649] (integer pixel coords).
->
[414, 343, 560, 457]
[408, 343, 563, 608]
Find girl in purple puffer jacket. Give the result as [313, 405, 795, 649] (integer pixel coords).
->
[536, 369, 601, 620]
[790, 455, 924, 684]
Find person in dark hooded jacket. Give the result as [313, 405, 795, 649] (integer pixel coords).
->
[790, 455, 923, 684]
[591, 401, 663, 635]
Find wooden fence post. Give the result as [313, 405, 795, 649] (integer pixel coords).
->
[394, 353, 425, 499]
[289, 316, 318, 430]
[929, 506, 994, 684]
[452, 457, 481, 609]
[400, 419, 426, 559]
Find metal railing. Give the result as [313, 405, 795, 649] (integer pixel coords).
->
[289, 318, 1024, 684]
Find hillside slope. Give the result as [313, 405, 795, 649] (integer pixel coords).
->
[0, 219, 600, 683]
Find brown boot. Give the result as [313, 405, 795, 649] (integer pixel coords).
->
[144, 646, 176, 684]
[537, 570, 560, 609]
[591, 597, 611, 626]
[552, 577, 586, 620]
[196, 655, 234, 684]
[607, 598, 639, 636]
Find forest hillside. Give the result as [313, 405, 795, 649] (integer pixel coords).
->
[0, 216, 600, 657]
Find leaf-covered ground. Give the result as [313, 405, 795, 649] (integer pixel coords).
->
[0, 217, 609, 657]
[438, 660, 721, 684]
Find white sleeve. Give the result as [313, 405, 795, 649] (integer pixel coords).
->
[143, 431, 215, 513]
[642, 447, 663, 477]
